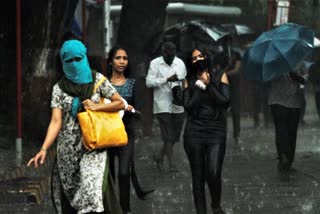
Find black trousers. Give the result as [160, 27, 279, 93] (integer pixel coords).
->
[270, 104, 300, 163]
[299, 89, 306, 122]
[184, 139, 226, 214]
[252, 81, 271, 127]
[229, 76, 240, 139]
[108, 138, 134, 213]
[315, 92, 320, 119]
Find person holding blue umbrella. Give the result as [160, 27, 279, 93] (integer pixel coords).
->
[268, 68, 306, 171]
[242, 23, 314, 172]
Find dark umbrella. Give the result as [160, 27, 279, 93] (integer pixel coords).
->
[164, 20, 230, 43]
[220, 23, 255, 36]
[159, 20, 231, 60]
[242, 23, 314, 81]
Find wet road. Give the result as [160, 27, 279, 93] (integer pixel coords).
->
[129, 116, 320, 214]
[1, 94, 320, 213]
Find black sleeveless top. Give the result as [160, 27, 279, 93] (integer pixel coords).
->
[183, 69, 230, 142]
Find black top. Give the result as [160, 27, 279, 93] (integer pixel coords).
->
[183, 69, 230, 142]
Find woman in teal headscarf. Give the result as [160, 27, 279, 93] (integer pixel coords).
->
[27, 40, 123, 214]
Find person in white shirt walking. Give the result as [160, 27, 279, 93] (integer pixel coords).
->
[146, 41, 187, 171]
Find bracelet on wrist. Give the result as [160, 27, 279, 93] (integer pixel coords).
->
[40, 148, 47, 152]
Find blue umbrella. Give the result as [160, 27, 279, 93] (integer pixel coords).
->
[242, 23, 314, 81]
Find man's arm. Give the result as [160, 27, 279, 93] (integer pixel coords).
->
[226, 59, 241, 76]
[146, 60, 167, 88]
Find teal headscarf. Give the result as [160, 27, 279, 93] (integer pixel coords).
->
[60, 40, 92, 84]
[58, 40, 95, 118]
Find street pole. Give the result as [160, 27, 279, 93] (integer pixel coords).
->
[287, 0, 291, 22]
[267, 0, 274, 30]
[82, 0, 87, 43]
[104, 0, 111, 55]
[16, 0, 22, 166]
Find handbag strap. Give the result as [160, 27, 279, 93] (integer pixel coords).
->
[93, 76, 107, 93]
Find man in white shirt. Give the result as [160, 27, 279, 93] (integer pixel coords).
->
[146, 41, 186, 171]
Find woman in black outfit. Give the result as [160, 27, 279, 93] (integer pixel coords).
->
[183, 47, 230, 214]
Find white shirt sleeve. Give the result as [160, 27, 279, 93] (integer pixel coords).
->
[176, 61, 187, 80]
[146, 60, 167, 88]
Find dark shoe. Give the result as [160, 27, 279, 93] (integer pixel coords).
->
[131, 160, 155, 200]
[136, 189, 155, 200]
[212, 206, 225, 214]
[278, 154, 291, 172]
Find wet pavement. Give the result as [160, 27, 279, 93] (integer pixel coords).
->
[1, 92, 320, 213]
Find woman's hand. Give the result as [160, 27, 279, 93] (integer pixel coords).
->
[289, 72, 305, 85]
[195, 80, 207, 90]
[183, 79, 188, 89]
[27, 149, 47, 168]
[82, 99, 98, 111]
[197, 71, 210, 85]
[126, 104, 135, 112]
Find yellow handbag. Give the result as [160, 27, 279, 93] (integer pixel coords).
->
[77, 76, 128, 150]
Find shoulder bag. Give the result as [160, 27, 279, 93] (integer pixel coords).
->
[77, 76, 128, 150]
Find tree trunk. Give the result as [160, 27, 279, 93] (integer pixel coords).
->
[117, 0, 169, 77]
[21, 0, 79, 143]
[117, 0, 169, 136]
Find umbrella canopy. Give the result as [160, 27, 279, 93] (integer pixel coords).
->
[242, 23, 315, 81]
[220, 23, 254, 36]
[191, 21, 230, 42]
[163, 20, 230, 43]
[158, 20, 231, 60]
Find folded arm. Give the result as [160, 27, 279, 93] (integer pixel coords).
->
[83, 92, 125, 112]
[146, 61, 167, 88]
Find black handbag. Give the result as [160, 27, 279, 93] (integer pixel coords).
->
[172, 85, 183, 106]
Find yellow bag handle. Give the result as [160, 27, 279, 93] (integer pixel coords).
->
[93, 76, 107, 93]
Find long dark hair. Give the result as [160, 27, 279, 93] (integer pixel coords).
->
[106, 45, 131, 79]
[186, 45, 214, 80]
